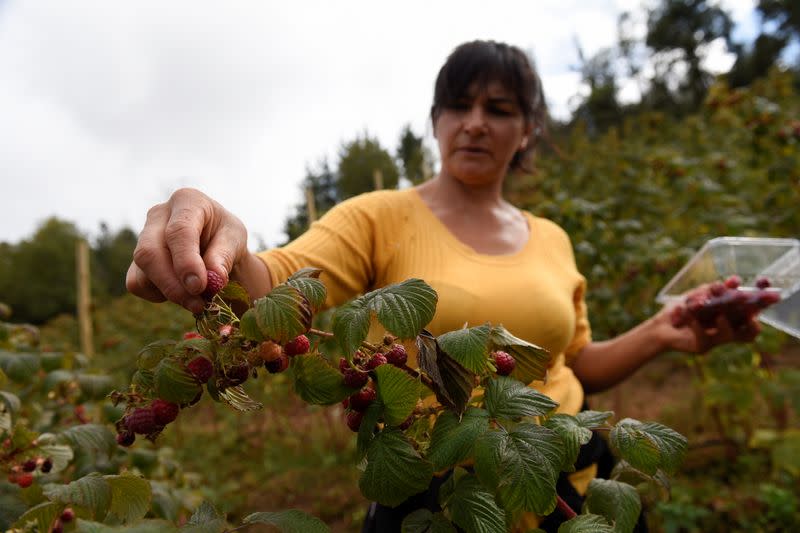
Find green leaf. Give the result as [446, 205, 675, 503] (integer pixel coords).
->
[583, 479, 641, 533]
[0, 351, 40, 383]
[446, 473, 506, 533]
[474, 424, 564, 515]
[557, 514, 614, 533]
[488, 326, 550, 384]
[357, 399, 384, 458]
[401, 509, 457, 533]
[610, 419, 687, 476]
[331, 298, 371, 357]
[574, 410, 614, 428]
[286, 277, 327, 311]
[239, 309, 265, 342]
[369, 279, 438, 340]
[374, 364, 423, 426]
[76, 373, 116, 401]
[218, 385, 263, 412]
[484, 377, 558, 419]
[437, 324, 492, 374]
[77, 519, 178, 533]
[106, 473, 152, 523]
[290, 354, 352, 405]
[137, 340, 176, 370]
[218, 280, 251, 308]
[427, 408, 490, 471]
[253, 285, 312, 344]
[42, 472, 112, 519]
[543, 414, 592, 472]
[59, 424, 116, 457]
[154, 358, 203, 405]
[43, 369, 75, 391]
[131, 369, 155, 395]
[359, 428, 434, 507]
[181, 501, 225, 533]
[244, 510, 330, 533]
[416, 330, 475, 416]
[0, 390, 21, 415]
[12, 501, 62, 532]
[36, 442, 74, 473]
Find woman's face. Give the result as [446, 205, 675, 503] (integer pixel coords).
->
[434, 80, 531, 187]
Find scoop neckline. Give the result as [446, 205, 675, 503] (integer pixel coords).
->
[407, 187, 536, 263]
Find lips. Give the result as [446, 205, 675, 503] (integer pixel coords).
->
[457, 145, 491, 155]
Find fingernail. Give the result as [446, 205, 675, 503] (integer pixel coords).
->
[184, 274, 201, 294]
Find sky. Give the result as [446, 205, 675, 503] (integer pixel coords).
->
[0, 0, 758, 250]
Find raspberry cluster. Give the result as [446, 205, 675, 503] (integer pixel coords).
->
[116, 398, 181, 446]
[6, 456, 53, 488]
[670, 275, 781, 329]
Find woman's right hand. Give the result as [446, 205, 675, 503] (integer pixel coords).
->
[125, 188, 252, 313]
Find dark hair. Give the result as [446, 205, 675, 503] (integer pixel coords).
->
[430, 40, 548, 173]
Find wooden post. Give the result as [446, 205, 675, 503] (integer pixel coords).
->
[305, 187, 318, 223]
[76, 239, 94, 358]
[373, 169, 384, 190]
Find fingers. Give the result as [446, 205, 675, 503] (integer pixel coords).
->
[164, 193, 214, 293]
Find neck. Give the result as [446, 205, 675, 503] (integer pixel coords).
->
[421, 173, 506, 211]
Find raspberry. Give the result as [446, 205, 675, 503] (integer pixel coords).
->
[341, 397, 350, 410]
[346, 410, 364, 432]
[151, 399, 180, 425]
[225, 363, 250, 385]
[60, 508, 75, 523]
[724, 275, 741, 289]
[52, 520, 63, 533]
[385, 344, 408, 367]
[116, 431, 135, 447]
[187, 356, 214, 383]
[348, 387, 377, 412]
[183, 331, 204, 340]
[343, 368, 369, 389]
[219, 324, 234, 338]
[125, 407, 159, 435]
[493, 351, 516, 376]
[365, 353, 387, 370]
[709, 281, 726, 297]
[755, 277, 771, 289]
[284, 335, 310, 356]
[338, 358, 350, 372]
[40, 458, 53, 473]
[258, 341, 283, 363]
[265, 354, 289, 374]
[17, 473, 34, 488]
[202, 270, 225, 300]
[22, 459, 37, 472]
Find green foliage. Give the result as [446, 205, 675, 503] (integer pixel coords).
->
[337, 133, 399, 199]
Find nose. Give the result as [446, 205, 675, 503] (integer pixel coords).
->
[463, 104, 488, 134]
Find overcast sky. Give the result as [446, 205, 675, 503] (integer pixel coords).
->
[0, 0, 757, 250]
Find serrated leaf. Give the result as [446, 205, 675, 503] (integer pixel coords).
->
[416, 330, 474, 416]
[173, 338, 215, 359]
[485, 377, 558, 419]
[219, 385, 263, 412]
[401, 509, 457, 533]
[543, 414, 593, 472]
[76, 373, 116, 401]
[43, 472, 111, 519]
[106, 473, 152, 523]
[474, 424, 564, 515]
[374, 364, 423, 426]
[331, 298, 371, 357]
[638, 421, 688, 475]
[59, 424, 116, 457]
[359, 428, 434, 507]
[583, 479, 641, 533]
[368, 279, 437, 339]
[131, 369, 155, 394]
[446, 473, 506, 533]
[0, 390, 21, 414]
[488, 326, 550, 384]
[610, 419, 687, 476]
[37, 442, 74, 473]
[180, 501, 225, 533]
[574, 410, 614, 428]
[557, 514, 614, 533]
[218, 280, 251, 307]
[290, 354, 352, 405]
[286, 277, 327, 311]
[137, 340, 177, 370]
[239, 309, 265, 342]
[357, 400, 383, 458]
[154, 358, 203, 405]
[0, 351, 40, 383]
[12, 501, 62, 532]
[427, 408, 490, 471]
[437, 324, 492, 374]
[77, 519, 178, 533]
[288, 267, 324, 280]
[253, 285, 312, 344]
[244, 510, 330, 533]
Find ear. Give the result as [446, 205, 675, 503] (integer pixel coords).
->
[519, 122, 534, 150]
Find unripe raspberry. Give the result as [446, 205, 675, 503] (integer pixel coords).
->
[225, 363, 250, 385]
[22, 459, 37, 472]
[258, 341, 283, 363]
[493, 351, 516, 376]
[116, 431, 135, 447]
[187, 356, 214, 383]
[125, 407, 159, 435]
[343, 368, 369, 389]
[151, 399, 180, 425]
[17, 473, 34, 488]
[365, 353, 387, 370]
[60, 508, 75, 523]
[346, 410, 364, 432]
[219, 324, 234, 338]
[348, 387, 377, 412]
[284, 334, 311, 356]
[183, 331, 204, 340]
[265, 354, 289, 374]
[202, 270, 225, 300]
[40, 457, 53, 473]
[385, 344, 408, 367]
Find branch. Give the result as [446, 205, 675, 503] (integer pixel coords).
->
[556, 494, 578, 520]
[307, 328, 380, 352]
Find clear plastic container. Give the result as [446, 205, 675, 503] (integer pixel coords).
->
[656, 237, 800, 338]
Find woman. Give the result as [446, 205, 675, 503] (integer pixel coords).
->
[127, 40, 760, 531]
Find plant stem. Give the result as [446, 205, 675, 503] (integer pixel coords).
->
[556, 495, 578, 520]
[307, 328, 379, 352]
[400, 364, 434, 389]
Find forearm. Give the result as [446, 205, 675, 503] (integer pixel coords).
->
[230, 252, 273, 301]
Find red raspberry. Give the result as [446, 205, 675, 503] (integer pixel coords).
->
[284, 335, 310, 356]
[116, 431, 135, 447]
[724, 275, 741, 289]
[343, 368, 369, 389]
[187, 356, 214, 383]
[755, 277, 771, 290]
[385, 344, 408, 367]
[202, 270, 225, 300]
[225, 363, 250, 385]
[338, 358, 350, 372]
[40, 458, 53, 473]
[346, 410, 364, 432]
[348, 387, 377, 412]
[60, 508, 75, 523]
[151, 399, 180, 425]
[258, 341, 283, 363]
[22, 459, 37, 472]
[341, 397, 350, 410]
[493, 351, 516, 376]
[125, 407, 159, 435]
[17, 473, 34, 488]
[709, 281, 726, 297]
[365, 353, 387, 370]
[265, 354, 289, 374]
[182, 331, 204, 340]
